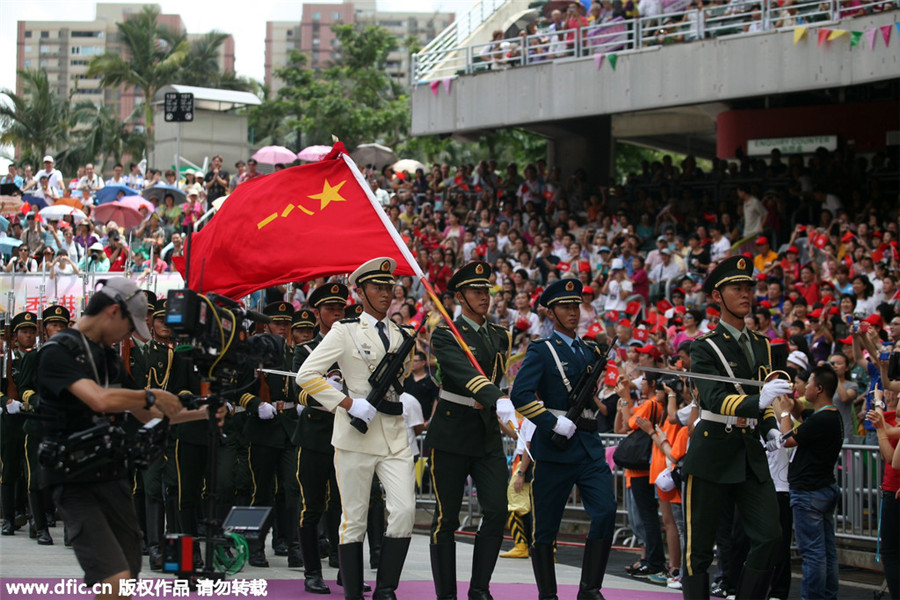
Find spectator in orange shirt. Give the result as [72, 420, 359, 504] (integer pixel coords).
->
[753, 236, 779, 274]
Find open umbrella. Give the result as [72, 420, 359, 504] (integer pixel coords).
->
[53, 196, 84, 210]
[0, 195, 24, 215]
[297, 145, 332, 162]
[351, 143, 398, 170]
[502, 8, 540, 37]
[118, 195, 155, 214]
[390, 159, 427, 175]
[22, 194, 47, 210]
[39, 205, 87, 224]
[142, 184, 186, 206]
[93, 201, 143, 229]
[252, 145, 298, 165]
[96, 185, 139, 205]
[0, 237, 23, 255]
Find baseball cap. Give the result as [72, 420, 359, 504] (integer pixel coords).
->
[96, 277, 150, 339]
[787, 350, 809, 371]
[755, 236, 769, 245]
[787, 245, 799, 254]
[42, 155, 54, 163]
[610, 257, 624, 271]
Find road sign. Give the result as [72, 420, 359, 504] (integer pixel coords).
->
[164, 92, 194, 123]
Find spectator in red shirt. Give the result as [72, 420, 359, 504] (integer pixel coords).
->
[104, 230, 129, 272]
[427, 247, 453, 293]
[794, 264, 821, 307]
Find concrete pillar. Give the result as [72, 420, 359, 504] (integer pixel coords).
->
[546, 115, 614, 188]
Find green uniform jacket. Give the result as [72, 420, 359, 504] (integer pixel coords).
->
[16, 351, 40, 436]
[425, 317, 511, 458]
[291, 333, 336, 452]
[236, 342, 298, 448]
[682, 327, 779, 485]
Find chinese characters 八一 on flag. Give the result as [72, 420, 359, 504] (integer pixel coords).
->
[175, 143, 415, 299]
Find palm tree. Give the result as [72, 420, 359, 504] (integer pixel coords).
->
[0, 68, 95, 170]
[86, 5, 189, 158]
[78, 105, 147, 172]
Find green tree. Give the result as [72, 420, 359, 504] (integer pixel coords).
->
[0, 68, 95, 172]
[87, 5, 189, 158]
[78, 105, 147, 172]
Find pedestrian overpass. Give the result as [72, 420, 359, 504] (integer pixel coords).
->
[410, 0, 899, 177]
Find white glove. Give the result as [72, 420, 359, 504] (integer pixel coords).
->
[495, 397, 517, 426]
[759, 379, 792, 410]
[225, 402, 234, 414]
[764, 428, 782, 451]
[348, 398, 377, 424]
[326, 374, 343, 391]
[5, 400, 23, 415]
[553, 415, 577, 439]
[296, 404, 306, 416]
[258, 403, 277, 420]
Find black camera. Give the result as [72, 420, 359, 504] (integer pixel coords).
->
[659, 374, 685, 395]
[165, 289, 282, 381]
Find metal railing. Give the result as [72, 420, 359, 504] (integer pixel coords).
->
[414, 0, 898, 82]
[413, 431, 886, 546]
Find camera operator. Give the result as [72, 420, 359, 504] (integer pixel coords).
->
[36, 278, 216, 597]
[84, 242, 110, 273]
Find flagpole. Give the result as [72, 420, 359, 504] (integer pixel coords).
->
[341, 154, 488, 380]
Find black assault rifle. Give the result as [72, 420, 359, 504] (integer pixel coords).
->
[349, 320, 425, 434]
[550, 347, 608, 449]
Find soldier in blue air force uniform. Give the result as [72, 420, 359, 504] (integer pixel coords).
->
[510, 278, 616, 600]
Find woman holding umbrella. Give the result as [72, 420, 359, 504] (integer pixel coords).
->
[157, 193, 182, 234]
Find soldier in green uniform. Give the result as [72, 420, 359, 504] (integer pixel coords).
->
[426, 261, 517, 600]
[20, 306, 71, 546]
[1, 312, 37, 536]
[681, 256, 793, 599]
[292, 284, 347, 594]
[236, 301, 301, 568]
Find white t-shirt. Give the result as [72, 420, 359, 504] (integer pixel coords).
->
[605, 279, 633, 311]
[710, 236, 732, 262]
[400, 392, 425, 454]
[515, 418, 536, 457]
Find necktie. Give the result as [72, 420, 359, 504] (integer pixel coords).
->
[478, 325, 492, 349]
[572, 339, 585, 361]
[739, 332, 754, 366]
[376, 321, 390, 351]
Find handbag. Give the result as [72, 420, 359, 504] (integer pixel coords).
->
[613, 402, 661, 470]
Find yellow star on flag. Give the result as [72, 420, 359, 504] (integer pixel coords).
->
[308, 179, 348, 210]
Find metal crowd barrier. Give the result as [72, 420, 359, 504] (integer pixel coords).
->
[414, 431, 886, 546]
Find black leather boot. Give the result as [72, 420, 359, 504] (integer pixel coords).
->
[468, 535, 503, 600]
[372, 536, 410, 600]
[249, 533, 270, 568]
[367, 503, 385, 570]
[146, 500, 165, 571]
[1, 484, 16, 536]
[681, 573, 710, 600]
[735, 565, 773, 600]
[531, 544, 558, 600]
[28, 493, 52, 544]
[300, 526, 330, 594]
[577, 538, 612, 600]
[430, 543, 458, 600]
[338, 542, 365, 600]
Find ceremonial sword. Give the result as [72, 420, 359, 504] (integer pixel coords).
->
[635, 366, 767, 388]
[257, 368, 298, 378]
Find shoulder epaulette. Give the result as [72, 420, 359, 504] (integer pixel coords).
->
[339, 317, 360, 324]
[532, 337, 550, 345]
[696, 330, 717, 341]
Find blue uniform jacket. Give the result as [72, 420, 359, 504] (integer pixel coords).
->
[510, 332, 607, 464]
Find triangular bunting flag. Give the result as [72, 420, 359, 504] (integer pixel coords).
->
[818, 28, 831, 45]
[850, 31, 862, 46]
[594, 53, 604, 70]
[793, 26, 807, 44]
[608, 53, 618, 70]
[442, 77, 452, 94]
[430, 80, 440, 97]
[881, 24, 892, 46]
[865, 28, 877, 49]
[827, 29, 847, 41]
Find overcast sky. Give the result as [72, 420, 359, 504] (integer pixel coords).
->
[0, 0, 475, 94]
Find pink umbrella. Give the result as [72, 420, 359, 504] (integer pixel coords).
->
[93, 201, 143, 229]
[297, 145, 332, 162]
[119, 195, 155, 214]
[252, 145, 298, 165]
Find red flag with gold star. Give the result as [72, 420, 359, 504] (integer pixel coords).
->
[173, 142, 416, 298]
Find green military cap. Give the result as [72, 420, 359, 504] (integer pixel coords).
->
[264, 301, 294, 322]
[350, 257, 397, 287]
[12, 312, 38, 332]
[540, 278, 583, 307]
[447, 261, 492, 292]
[348, 304, 364, 318]
[42, 304, 71, 325]
[152, 298, 167, 319]
[703, 255, 755, 295]
[292, 309, 316, 330]
[144, 290, 158, 313]
[308, 282, 349, 308]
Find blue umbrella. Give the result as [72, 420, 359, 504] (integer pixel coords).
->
[97, 185, 139, 205]
[142, 184, 186, 206]
[22, 194, 47, 210]
[0, 215, 8, 233]
[0, 236, 23, 256]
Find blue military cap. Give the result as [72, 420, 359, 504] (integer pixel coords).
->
[539, 278, 583, 307]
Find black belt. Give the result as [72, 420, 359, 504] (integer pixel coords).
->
[375, 401, 403, 416]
